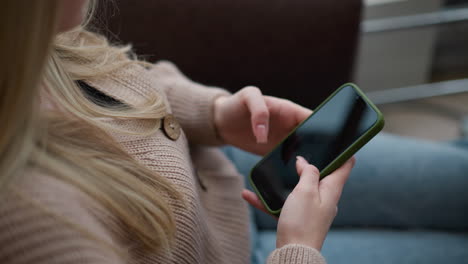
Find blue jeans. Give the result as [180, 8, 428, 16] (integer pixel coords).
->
[223, 133, 468, 264]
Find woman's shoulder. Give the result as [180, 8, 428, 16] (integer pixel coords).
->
[0, 169, 124, 264]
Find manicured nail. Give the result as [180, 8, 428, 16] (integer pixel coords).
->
[256, 124, 268, 143]
[296, 156, 307, 165]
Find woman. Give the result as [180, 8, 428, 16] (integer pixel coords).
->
[0, 1, 354, 263]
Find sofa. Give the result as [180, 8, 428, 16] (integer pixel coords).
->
[97, 0, 361, 109]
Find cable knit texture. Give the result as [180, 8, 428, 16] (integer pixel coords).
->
[0, 61, 326, 264]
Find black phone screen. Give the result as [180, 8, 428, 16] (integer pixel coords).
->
[250, 85, 380, 212]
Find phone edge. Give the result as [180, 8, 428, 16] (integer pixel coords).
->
[248, 83, 384, 216]
[319, 83, 385, 178]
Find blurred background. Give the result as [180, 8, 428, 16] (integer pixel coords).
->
[100, 0, 468, 141]
[357, 0, 468, 141]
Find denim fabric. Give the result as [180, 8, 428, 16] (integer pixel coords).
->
[223, 133, 468, 264]
[257, 229, 468, 264]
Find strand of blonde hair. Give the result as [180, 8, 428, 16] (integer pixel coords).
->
[1, 0, 182, 254]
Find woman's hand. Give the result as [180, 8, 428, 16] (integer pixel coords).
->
[242, 156, 355, 250]
[214, 86, 312, 155]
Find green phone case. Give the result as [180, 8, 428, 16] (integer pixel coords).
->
[248, 83, 385, 216]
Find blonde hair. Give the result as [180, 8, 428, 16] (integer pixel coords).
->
[1, 0, 181, 254]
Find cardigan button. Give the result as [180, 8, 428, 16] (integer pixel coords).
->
[163, 114, 181, 141]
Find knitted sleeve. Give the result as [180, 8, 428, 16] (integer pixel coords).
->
[0, 172, 125, 264]
[149, 61, 231, 146]
[267, 244, 327, 264]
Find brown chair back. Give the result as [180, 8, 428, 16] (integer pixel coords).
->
[99, 0, 362, 108]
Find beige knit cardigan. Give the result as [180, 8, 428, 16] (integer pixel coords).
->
[0, 61, 325, 264]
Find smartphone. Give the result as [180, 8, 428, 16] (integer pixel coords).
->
[248, 83, 384, 215]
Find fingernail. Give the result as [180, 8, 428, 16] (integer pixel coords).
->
[296, 156, 307, 165]
[256, 124, 268, 143]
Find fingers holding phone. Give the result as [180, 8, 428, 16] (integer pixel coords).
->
[242, 84, 379, 251]
[275, 156, 355, 251]
[248, 84, 383, 214]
